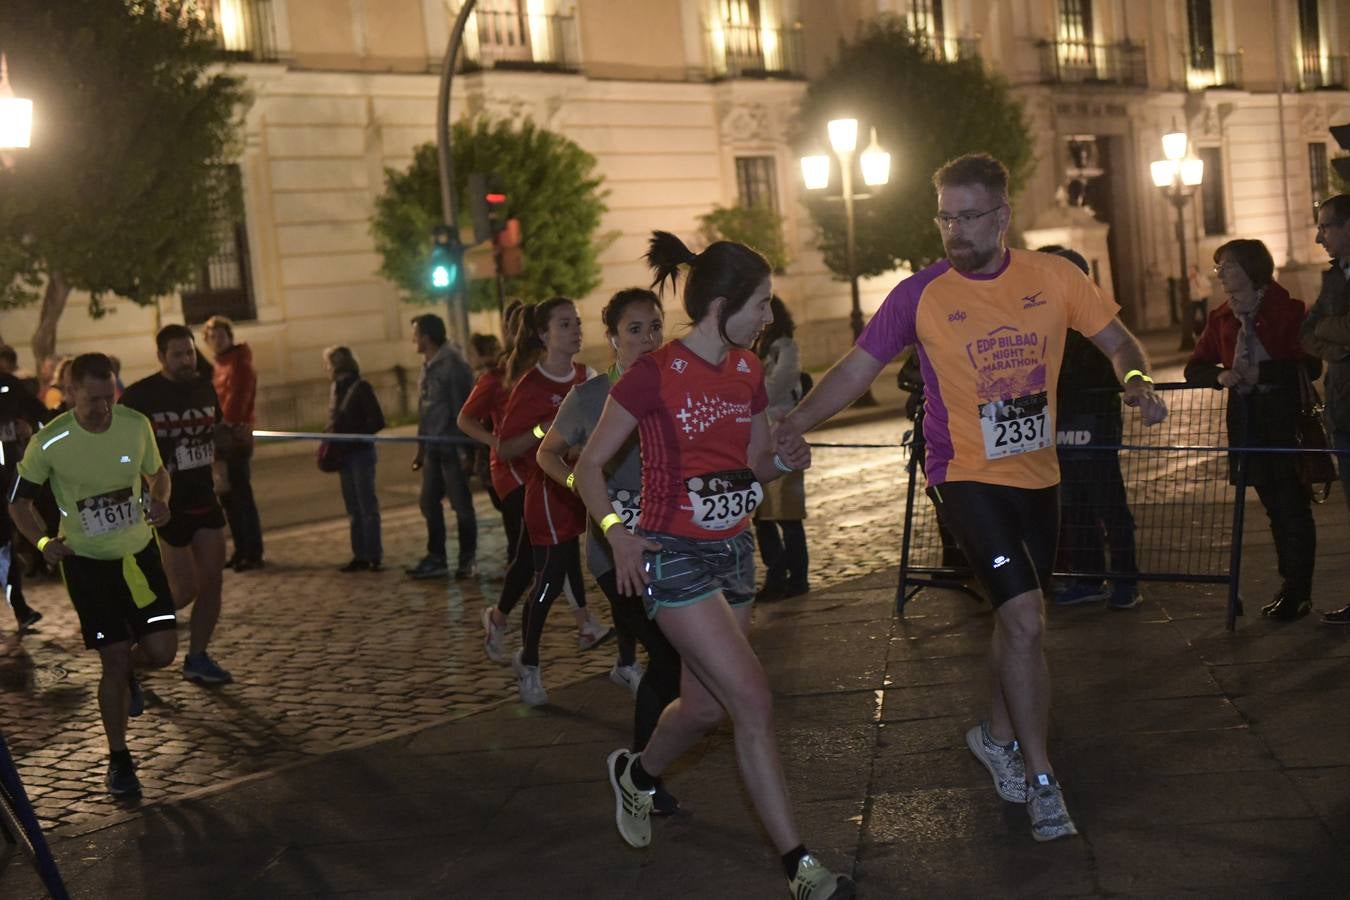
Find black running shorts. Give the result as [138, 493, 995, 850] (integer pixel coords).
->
[639, 528, 755, 619]
[60, 539, 177, 649]
[155, 503, 226, 548]
[926, 481, 1059, 608]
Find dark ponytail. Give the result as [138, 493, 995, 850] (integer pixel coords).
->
[644, 230, 771, 348]
[503, 296, 576, 387]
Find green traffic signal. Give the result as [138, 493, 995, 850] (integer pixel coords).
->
[428, 225, 460, 294]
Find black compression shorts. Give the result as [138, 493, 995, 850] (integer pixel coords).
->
[60, 538, 177, 649]
[155, 502, 226, 548]
[926, 481, 1059, 608]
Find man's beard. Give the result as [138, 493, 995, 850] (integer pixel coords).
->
[945, 239, 998, 273]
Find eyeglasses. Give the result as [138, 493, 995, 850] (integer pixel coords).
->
[934, 205, 1004, 230]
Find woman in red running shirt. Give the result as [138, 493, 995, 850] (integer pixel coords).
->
[495, 297, 611, 705]
[573, 233, 854, 900]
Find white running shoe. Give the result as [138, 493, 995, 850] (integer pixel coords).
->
[511, 649, 548, 707]
[609, 661, 644, 697]
[965, 722, 1030, 803]
[481, 607, 509, 663]
[606, 748, 654, 848]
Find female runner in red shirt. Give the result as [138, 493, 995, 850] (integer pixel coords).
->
[495, 297, 611, 705]
[573, 233, 854, 900]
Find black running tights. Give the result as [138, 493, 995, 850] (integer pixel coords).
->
[596, 569, 681, 752]
[520, 540, 585, 667]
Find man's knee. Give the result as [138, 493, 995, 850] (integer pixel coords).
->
[140, 632, 178, 669]
[996, 592, 1045, 651]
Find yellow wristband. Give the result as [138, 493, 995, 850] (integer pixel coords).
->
[565, 472, 575, 491]
[599, 513, 623, 535]
[532, 424, 546, 439]
[36, 536, 51, 552]
[1123, 369, 1153, 385]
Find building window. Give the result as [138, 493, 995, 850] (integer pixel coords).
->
[1310, 142, 1330, 212]
[909, 0, 945, 42]
[1186, 0, 1214, 71]
[735, 156, 779, 214]
[181, 165, 256, 327]
[207, 0, 279, 61]
[1298, 0, 1321, 85]
[706, 0, 804, 79]
[1058, 0, 1093, 45]
[1199, 147, 1226, 237]
[459, 0, 581, 71]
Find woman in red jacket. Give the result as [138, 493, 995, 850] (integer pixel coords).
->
[1185, 238, 1322, 620]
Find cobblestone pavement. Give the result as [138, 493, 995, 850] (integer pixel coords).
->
[1, 416, 913, 836]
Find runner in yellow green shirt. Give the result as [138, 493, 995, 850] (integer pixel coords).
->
[9, 353, 177, 798]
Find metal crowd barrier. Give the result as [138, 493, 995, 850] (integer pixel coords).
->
[0, 731, 68, 898]
[896, 383, 1339, 632]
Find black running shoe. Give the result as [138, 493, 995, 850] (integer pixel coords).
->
[16, 608, 42, 631]
[106, 756, 141, 798]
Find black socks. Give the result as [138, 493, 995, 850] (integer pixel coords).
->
[628, 754, 656, 792]
[109, 749, 133, 770]
[782, 844, 809, 879]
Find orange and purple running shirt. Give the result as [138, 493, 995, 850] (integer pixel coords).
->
[858, 249, 1119, 490]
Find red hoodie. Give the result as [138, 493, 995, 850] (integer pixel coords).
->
[212, 342, 257, 426]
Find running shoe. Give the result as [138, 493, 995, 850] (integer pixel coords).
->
[232, 557, 266, 572]
[183, 651, 234, 685]
[1108, 583, 1143, 610]
[1052, 581, 1109, 607]
[609, 661, 644, 697]
[606, 748, 654, 848]
[106, 756, 141, 798]
[578, 619, 614, 651]
[652, 779, 680, 817]
[1027, 773, 1079, 842]
[481, 607, 509, 664]
[787, 854, 856, 900]
[406, 556, 449, 579]
[128, 673, 145, 717]
[337, 559, 370, 572]
[965, 721, 1029, 803]
[453, 559, 479, 580]
[512, 649, 548, 706]
[16, 608, 42, 631]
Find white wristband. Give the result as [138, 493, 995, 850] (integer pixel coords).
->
[772, 453, 794, 473]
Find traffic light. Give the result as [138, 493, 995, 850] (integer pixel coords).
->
[496, 217, 524, 278]
[428, 224, 462, 295]
[1332, 123, 1350, 181]
[468, 172, 509, 243]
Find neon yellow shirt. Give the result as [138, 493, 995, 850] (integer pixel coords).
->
[17, 406, 163, 559]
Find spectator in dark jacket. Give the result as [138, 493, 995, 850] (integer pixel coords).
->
[1186, 238, 1320, 622]
[204, 315, 265, 570]
[407, 314, 478, 580]
[325, 346, 386, 572]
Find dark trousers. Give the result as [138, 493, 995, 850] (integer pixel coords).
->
[496, 487, 535, 615]
[1058, 452, 1138, 585]
[1253, 464, 1316, 603]
[223, 450, 265, 561]
[419, 445, 477, 566]
[2, 541, 34, 624]
[597, 569, 681, 751]
[1335, 429, 1350, 516]
[520, 540, 584, 667]
[339, 446, 382, 564]
[755, 519, 809, 592]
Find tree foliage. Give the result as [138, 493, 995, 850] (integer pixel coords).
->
[371, 117, 608, 312]
[698, 204, 790, 273]
[0, 0, 249, 361]
[794, 17, 1035, 277]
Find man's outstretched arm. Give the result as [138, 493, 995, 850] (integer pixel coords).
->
[776, 347, 887, 447]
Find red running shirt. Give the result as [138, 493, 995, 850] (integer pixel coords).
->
[609, 341, 768, 540]
[500, 363, 590, 545]
[460, 367, 517, 499]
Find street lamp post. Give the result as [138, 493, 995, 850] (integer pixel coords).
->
[1150, 129, 1204, 351]
[802, 119, 890, 406]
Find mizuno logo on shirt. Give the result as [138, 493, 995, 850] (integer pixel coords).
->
[1022, 291, 1046, 308]
[670, 358, 688, 374]
[736, 358, 751, 374]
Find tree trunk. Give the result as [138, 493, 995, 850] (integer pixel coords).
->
[30, 273, 71, 369]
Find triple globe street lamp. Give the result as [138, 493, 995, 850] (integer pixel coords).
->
[1150, 128, 1205, 351]
[801, 118, 890, 405]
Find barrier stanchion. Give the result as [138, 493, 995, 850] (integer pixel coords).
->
[0, 732, 69, 899]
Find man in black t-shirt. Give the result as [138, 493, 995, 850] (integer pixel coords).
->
[121, 325, 233, 685]
[0, 360, 50, 631]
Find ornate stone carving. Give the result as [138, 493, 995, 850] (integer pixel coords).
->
[719, 101, 773, 145]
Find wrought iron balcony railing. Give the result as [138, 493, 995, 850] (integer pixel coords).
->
[462, 10, 581, 73]
[1299, 54, 1348, 91]
[921, 34, 980, 63]
[706, 23, 805, 80]
[207, 0, 278, 63]
[1037, 38, 1147, 87]
[1185, 50, 1243, 90]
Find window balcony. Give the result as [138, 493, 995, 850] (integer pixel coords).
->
[706, 23, 805, 80]
[922, 34, 980, 63]
[461, 9, 581, 73]
[207, 0, 279, 63]
[1185, 50, 1243, 91]
[1037, 39, 1147, 87]
[1299, 54, 1348, 91]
